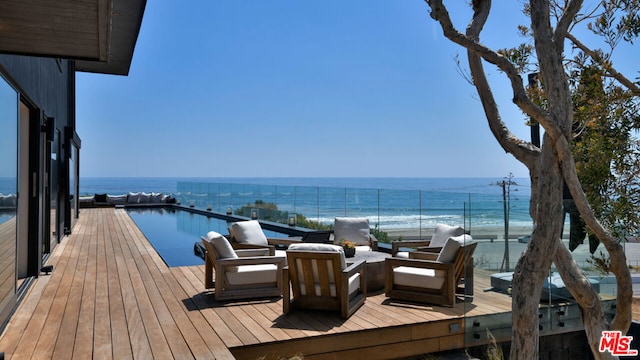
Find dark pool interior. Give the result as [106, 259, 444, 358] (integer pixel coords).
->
[127, 207, 289, 267]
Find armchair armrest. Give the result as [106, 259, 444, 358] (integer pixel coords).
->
[409, 251, 438, 261]
[391, 240, 433, 255]
[344, 259, 366, 276]
[235, 248, 271, 257]
[368, 234, 379, 251]
[385, 257, 453, 271]
[342, 259, 367, 297]
[231, 242, 276, 256]
[267, 237, 303, 247]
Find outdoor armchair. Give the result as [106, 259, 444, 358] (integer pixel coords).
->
[283, 243, 367, 319]
[385, 235, 477, 307]
[202, 231, 285, 301]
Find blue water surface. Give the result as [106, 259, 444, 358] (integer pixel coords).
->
[127, 207, 227, 267]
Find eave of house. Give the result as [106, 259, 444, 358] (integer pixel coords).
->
[0, 0, 146, 76]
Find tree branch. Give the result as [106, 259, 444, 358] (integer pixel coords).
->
[554, 245, 612, 358]
[427, 0, 569, 146]
[553, 0, 584, 50]
[462, 0, 541, 170]
[566, 32, 640, 95]
[555, 133, 632, 332]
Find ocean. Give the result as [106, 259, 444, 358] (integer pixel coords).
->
[79, 177, 534, 231]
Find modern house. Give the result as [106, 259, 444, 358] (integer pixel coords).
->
[0, 0, 146, 329]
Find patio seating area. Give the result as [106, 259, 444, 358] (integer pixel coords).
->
[0, 208, 612, 359]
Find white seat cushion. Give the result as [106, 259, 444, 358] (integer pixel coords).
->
[355, 245, 372, 252]
[226, 264, 278, 285]
[231, 220, 269, 246]
[334, 217, 371, 246]
[393, 266, 445, 290]
[430, 224, 465, 248]
[348, 273, 361, 296]
[395, 251, 410, 259]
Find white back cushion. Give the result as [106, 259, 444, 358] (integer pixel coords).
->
[231, 220, 269, 246]
[430, 224, 465, 248]
[333, 217, 370, 246]
[436, 234, 473, 263]
[288, 243, 346, 270]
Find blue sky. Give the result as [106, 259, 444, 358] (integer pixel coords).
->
[75, 1, 634, 178]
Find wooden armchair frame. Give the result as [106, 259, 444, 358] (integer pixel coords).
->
[283, 249, 367, 318]
[391, 239, 439, 257]
[202, 237, 285, 301]
[385, 242, 477, 307]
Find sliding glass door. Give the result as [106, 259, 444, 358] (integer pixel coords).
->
[0, 75, 18, 319]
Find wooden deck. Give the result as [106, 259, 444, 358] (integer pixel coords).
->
[0, 208, 601, 359]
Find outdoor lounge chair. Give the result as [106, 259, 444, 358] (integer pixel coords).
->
[385, 235, 477, 307]
[202, 231, 285, 301]
[391, 223, 466, 258]
[332, 217, 378, 251]
[283, 243, 367, 319]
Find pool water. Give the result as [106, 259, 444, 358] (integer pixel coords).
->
[127, 207, 231, 266]
[127, 207, 290, 267]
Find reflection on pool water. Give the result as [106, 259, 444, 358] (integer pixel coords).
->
[127, 207, 289, 267]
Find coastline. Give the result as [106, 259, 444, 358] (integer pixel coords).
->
[384, 225, 539, 240]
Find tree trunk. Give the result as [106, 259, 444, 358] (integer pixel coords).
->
[510, 133, 564, 359]
[554, 245, 616, 360]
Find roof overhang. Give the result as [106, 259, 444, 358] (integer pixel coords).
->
[0, 0, 146, 76]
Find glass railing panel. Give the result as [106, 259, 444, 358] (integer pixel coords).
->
[317, 186, 348, 226]
[274, 185, 296, 226]
[290, 186, 324, 229]
[377, 189, 422, 243]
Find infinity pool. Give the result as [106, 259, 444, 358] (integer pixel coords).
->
[127, 207, 291, 267]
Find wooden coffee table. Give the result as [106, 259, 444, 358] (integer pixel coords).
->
[347, 250, 390, 292]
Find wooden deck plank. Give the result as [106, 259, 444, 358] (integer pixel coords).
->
[93, 210, 115, 359]
[109, 209, 154, 359]
[51, 211, 91, 359]
[1, 208, 591, 359]
[103, 210, 134, 360]
[72, 209, 99, 359]
[0, 223, 71, 358]
[115, 209, 234, 360]
[30, 214, 86, 360]
[113, 211, 200, 360]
